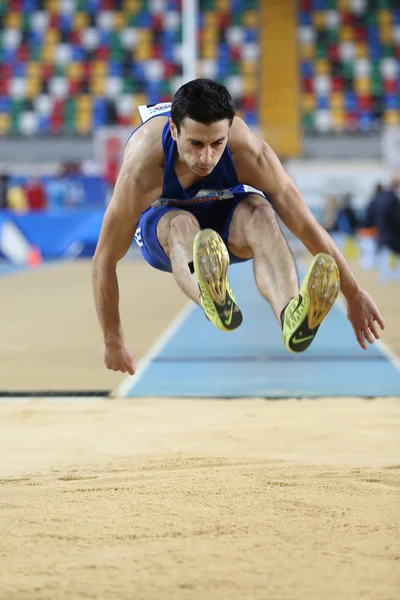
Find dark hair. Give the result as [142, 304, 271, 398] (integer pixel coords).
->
[171, 78, 236, 134]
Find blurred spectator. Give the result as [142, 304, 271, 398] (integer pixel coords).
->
[336, 193, 359, 235]
[24, 178, 46, 211]
[376, 175, 400, 255]
[363, 183, 384, 229]
[0, 173, 9, 209]
[7, 185, 28, 212]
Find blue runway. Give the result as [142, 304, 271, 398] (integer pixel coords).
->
[122, 261, 400, 398]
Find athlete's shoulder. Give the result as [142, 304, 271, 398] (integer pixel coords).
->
[122, 116, 167, 189]
[228, 117, 263, 159]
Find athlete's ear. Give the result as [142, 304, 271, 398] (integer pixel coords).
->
[170, 120, 178, 141]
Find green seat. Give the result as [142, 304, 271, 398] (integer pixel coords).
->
[123, 78, 135, 94]
[382, 44, 394, 58]
[341, 61, 354, 79]
[316, 42, 328, 60]
[302, 112, 314, 131]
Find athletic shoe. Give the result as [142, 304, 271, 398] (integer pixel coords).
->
[282, 253, 340, 352]
[193, 228, 243, 332]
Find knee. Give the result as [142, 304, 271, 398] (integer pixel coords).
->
[168, 213, 199, 243]
[247, 201, 280, 236]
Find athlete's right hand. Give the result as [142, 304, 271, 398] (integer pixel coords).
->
[104, 342, 136, 375]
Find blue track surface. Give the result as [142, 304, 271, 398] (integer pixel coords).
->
[124, 261, 400, 397]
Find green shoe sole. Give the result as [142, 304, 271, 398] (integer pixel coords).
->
[283, 253, 340, 353]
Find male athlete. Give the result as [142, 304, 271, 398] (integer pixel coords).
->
[92, 79, 384, 375]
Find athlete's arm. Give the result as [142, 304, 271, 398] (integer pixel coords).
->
[231, 118, 384, 348]
[92, 128, 163, 373]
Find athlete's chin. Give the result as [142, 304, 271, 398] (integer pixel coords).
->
[194, 165, 214, 175]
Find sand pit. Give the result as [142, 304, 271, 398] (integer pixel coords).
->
[1, 397, 399, 600]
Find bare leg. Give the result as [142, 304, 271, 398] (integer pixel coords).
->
[228, 196, 299, 323]
[157, 211, 201, 304]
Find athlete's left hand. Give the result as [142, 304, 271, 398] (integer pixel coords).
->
[346, 288, 385, 350]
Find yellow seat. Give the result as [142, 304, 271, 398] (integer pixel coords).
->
[243, 11, 258, 28]
[135, 45, 151, 61]
[47, 0, 59, 13]
[241, 61, 257, 76]
[114, 11, 126, 29]
[41, 44, 55, 63]
[201, 44, 217, 60]
[340, 26, 353, 42]
[378, 10, 392, 27]
[0, 113, 11, 135]
[137, 29, 152, 44]
[202, 29, 218, 44]
[384, 110, 399, 126]
[379, 25, 392, 44]
[74, 12, 89, 30]
[27, 62, 41, 78]
[315, 59, 330, 76]
[354, 77, 370, 95]
[45, 29, 60, 45]
[27, 78, 41, 99]
[91, 77, 105, 96]
[331, 92, 344, 110]
[131, 111, 141, 128]
[77, 95, 92, 112]
[67, 62, 83, 81]
[204, 12, 217, 27]
[303, 93, 315, 112]
[243, 75, 257, 96]
[332, 109, 345, 131]
[337, 0, 349, 9]
[216, 0, 229, 10]
[313, 11, 325, 29]
[299, 43, 314, 60]
[76, 120, 92, 136]
[92, 61, 107, 77]
[355, 42, 368, 59]
[6, 12, 21, 28]
[134, 93, 147, 107]
[125, 0, 140, 12]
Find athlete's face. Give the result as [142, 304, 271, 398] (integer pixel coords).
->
[170, 118, 230, 176]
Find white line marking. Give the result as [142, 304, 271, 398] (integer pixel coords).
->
[110, 301, 196, 398]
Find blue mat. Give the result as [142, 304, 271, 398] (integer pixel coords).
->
[125, 261, 400, 398]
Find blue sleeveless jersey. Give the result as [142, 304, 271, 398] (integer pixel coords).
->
[134, 103, 264, 207]
[132, 103, 265, 272]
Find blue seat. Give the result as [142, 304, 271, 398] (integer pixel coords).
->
[243, 111, 258, 127]
[359, 111, 373, 132]
[109, 62, 122, 76]
[72, 45, 85, 61]
[299, 11, 312, 26]
[384, 94, 399, 109]
[301, 60, 314, 78]
[316, 95, 329, 110]
[38, 115, 50, 135]
[345, 91, 357, 111]
[244, 29, 258, 43]
[0, 96, 10, 112]
[137, 11, 152, 27]
[99, 31, 112, 46]
[60, 15, 73, 33]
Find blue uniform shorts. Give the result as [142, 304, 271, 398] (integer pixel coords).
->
[134, 193, 264, 273]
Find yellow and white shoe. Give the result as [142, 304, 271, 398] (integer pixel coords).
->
[193, 229, 243, 332]
[282, 253, 340, 352]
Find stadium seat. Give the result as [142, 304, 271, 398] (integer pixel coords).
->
[298, 1, 400, 133]
[0, 0, 259, 136]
